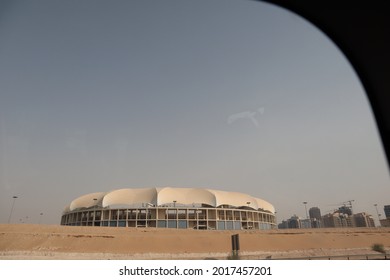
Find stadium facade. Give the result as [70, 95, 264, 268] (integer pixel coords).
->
[61, 187, 276, 230]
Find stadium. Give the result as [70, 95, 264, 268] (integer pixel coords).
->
[61, 187, 276, 230]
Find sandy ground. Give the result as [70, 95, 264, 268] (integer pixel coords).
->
[0, 224, 389, 259]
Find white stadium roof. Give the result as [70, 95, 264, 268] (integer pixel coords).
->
[66, 187, 275, 213]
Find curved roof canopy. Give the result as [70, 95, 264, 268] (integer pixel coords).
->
[65, 187, 275, 213]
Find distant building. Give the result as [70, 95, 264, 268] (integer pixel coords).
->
[287, 215, 301, 229]
[309, 207, 322, 228]
[278, 220, 289, 229]
[322, 212, 354, 228]
[300, 218, 312, 229]
[379, 218, 390, 227]
[278, 216, 311, 229]
[309, 207, 321, 220]
[322, 213, 340, 228]
[322, 211, 376, 228]
[338, 206, 353, 216]
[384, 205, 390, 219]
[345, 215, 356, 227]
[354, 212, 375, 227]
[311, 218, 322, 228]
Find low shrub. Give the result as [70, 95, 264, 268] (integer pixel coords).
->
[372, 243, 386, 254]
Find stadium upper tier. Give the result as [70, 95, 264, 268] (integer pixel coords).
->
[64, 187, 275, 213]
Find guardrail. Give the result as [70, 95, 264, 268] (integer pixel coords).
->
[241, 253, 389, 260]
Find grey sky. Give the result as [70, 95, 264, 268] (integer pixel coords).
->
[0, 0, 389, 225]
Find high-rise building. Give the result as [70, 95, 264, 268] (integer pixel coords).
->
[384, 205, 390, 218]
[338, 206, 352, 216]
[341, 214, 355, 227]
[322, 212, 354, 228]
[309, 207, 321, 220]
[300, 219, 312, 229]
[311, 219, 322, 228]
[287, 215, 301, 229]
[322, 213, 341, 228]
[278, 220, 289, 229]
[354, 212, 375, 227]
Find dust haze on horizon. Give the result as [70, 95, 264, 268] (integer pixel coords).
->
[0, 0, 389, 226]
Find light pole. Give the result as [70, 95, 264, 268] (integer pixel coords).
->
[173, 200, 177, 208]
[374, 204, 381, 227]
[303, 202, 308, 219]
[39, 213, 43, 224]
[7, 196, 18, 224]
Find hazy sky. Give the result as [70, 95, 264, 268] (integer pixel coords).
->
[1, 0, 389, 225]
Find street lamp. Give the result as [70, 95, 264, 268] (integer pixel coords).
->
[39, 213, 43, 224]
[173, 200, 177, 208]
[7, 196, 18, 224]
[303, 202, 308, 219]
[374, 204, 381, 227]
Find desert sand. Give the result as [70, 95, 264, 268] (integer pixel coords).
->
[0, 224, 389, 259]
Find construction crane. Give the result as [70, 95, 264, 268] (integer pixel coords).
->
[327, 200, 355, 215]
[340, 200, 355, 215]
